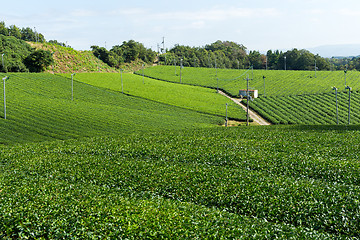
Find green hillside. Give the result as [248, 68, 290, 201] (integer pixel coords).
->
[29, 42, 117, 73]
[61, 72, 247, 121]
[0, 72, 222, 144]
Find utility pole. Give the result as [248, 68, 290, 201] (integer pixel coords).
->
[121, 69, 123, 94]
[251, 65, 254, 81]
[215, 58, 217, 78]
[1, 53, 4, 71]
[263, 76, 266, 97]
[71, 73, 76, 101]
[344, 68, 348, 87]
[174, 58, 176, 75]
[97, 55, 100, 72]
[2, 76, 8, 119]
[315, 58, 317, 78]
[225, 103, 228, 127]
[51, 52, 55, 73]
[284, 56, 287, 71]
[346, 86, 351, 124]
[142, 64, 145, 84]
[266, 56, 268, 70]
[332, 87, 338, 124]
[180, 59, 183, 83]
[246, 75, 250, 126]
[162, 37, 165, 54]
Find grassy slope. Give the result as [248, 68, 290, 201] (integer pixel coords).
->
[62, 72, 247, 121]
[29, 42, 152, 73]
[2, 125, 360, 238]
[29, 42, 116, 73]
[0, 73, 222, 144]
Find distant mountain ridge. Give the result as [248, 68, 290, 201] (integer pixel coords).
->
[308, 44, 360, 58]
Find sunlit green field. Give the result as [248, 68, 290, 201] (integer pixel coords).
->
[1, 125, 360, 238]
[0, 73, 222, 144]
[139, 65, 360, 97]
[63, 72, 247, 121]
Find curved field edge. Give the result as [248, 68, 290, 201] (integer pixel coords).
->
[60, 72, 248, 121]
[138, 65, 360, 97]
[0, 73, 223, 144]
[2, 125, 359, 238]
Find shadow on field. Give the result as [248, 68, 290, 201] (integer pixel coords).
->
[290, 125, 360, 132]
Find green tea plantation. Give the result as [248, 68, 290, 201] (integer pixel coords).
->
[1, 126, 360, 238]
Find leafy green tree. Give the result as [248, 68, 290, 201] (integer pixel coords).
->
[21, 27, 36, 41]
[91, 46, 110, 65]
[315, 55, 330, 70]
[248, 51, 263, 69]
[297, 50, 314, 70]
[24, 49, 54, 72]
[8, 25, 22, 39]
[0, 21, 8, 36]
[91, 40, 156, 69]
[0, 35, 33, 72]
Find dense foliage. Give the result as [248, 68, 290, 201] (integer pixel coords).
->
[266, 49, 329, 70]
[159, 41, 248, 69]
[1, 125, 360, 238]
[330, 57, 360, 71]
[0, 35, 32, 72]
[91, 40, 156, 68]
[0, 21, 45, 42]
[0, 35, 54, 73]
[24, 49, 54, 72]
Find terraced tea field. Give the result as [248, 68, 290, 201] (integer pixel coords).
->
[62, 72, 247, 121]
[1, 125, 360, 238]
[2, 71, 360, 238]
[139, 66, 360, 125]
[139, 65, 360, 97]
[0, 73, 222, 144]
[249, 91, 360, 125]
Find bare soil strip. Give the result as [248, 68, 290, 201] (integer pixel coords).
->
[218, 90, 271, 126]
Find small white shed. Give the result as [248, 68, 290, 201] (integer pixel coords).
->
[239, 89, 258, 99]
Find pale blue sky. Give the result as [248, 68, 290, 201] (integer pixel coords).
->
[2, 0, 360, 52]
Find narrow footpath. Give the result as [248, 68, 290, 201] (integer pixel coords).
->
[218, 90, 271, 126]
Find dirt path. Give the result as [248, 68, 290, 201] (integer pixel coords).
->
[218, 90, 271, 126]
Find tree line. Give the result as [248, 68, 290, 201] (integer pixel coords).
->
[0, 34, 53, 73]
[158, 40, 334, 71]
[0, 21, 70, 47]
[0, 21, 46, 43]
[91, 40, 156, 68]
[2, 20, 360, 72]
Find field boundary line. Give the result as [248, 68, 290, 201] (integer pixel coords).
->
[218, 90, 271, 126]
